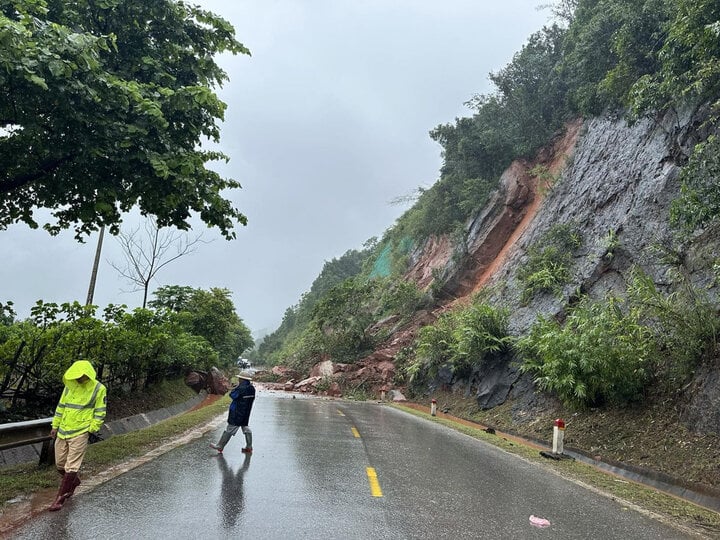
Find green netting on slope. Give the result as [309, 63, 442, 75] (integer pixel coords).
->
[369, 237, 414, 278]
[369, 244, 392, 278]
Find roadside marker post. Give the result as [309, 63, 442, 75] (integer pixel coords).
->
[430, 398, 437, 416]
[552, 418, 565, 455]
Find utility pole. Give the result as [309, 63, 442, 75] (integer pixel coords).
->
[86, 225, 105, 306]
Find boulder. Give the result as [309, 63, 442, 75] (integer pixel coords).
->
[326, 382, 342, 397]
[310, 360, 334, 378]
[294, 376, 322, 392]
[207, 367, 231, 395]
[185, 371, 206, 393]
[389, 389, 407, 402]
[272, 366, 302, 382]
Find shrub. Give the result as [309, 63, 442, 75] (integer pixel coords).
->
[517, 295, 655, 408]
[517, 223, 582, 303]
[670, 135, 720, 236]
[627, 268, 720, 386]
[407, 297, 511, 387]
[530, 164, 560, 196]
[378, 279, 426, 320]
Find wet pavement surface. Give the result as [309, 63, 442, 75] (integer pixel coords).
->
[7, 392, 697, 539]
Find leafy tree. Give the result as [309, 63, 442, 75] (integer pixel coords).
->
[280, 324, 325, 371]
[630, 0, 720, 116]
[558, 0, 626, 113]
[0, 301, 102, 408]
[0, 297, 242, 414]
[308, 277, 378, 362]
[98, 307, 164, 389]
[151, 285, 253, 365]
[378, 279, 426, 320]
[389, 173, 496, 242]
[485, 24, 568, 155]
[554, 0, 720, 117]
[599, 0, 671, 110]
[558, 0, 672, 114]
[147, 285, 196, 313]
[539, 0, 579, 26]
[430, 104, 515, 184]
[0, 302, 15, 325]
[0, 0, 250, 240]
[162, 328, 217, 375]
[98, 304, 220, 387]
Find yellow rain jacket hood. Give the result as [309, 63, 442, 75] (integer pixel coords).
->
[62, 359, 97, 385]
[52, 360, 107, 439]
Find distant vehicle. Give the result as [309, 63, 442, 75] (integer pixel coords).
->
[237, 358, 251, 368]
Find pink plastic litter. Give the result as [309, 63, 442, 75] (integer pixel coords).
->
[529, 515, 551, 528]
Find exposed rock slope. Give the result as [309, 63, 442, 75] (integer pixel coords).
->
[428, 107, 719, 434]
[297, 108, 719, 441]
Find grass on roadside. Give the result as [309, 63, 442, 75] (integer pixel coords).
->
[106, 377, 199, 421]
[394, 404, 720, 536]
[0, 395, 229, 507]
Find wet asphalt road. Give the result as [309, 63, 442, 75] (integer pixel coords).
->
[12, 391, 692, 539]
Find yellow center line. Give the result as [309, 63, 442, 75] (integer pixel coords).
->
[366, 467, 383, 497]
[351, 427, 360, 438]
[337, 410, 345, 416]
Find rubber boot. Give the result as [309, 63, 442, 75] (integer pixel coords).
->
[241, 431, 253, 453]
[210, 431, 232, 453]
[48, 472, 76, 511]
[64, 472, 81, 498]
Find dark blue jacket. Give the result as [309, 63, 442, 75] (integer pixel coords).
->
[227, 380, 255, 426]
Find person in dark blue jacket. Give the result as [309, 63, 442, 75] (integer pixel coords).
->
[210, 372, 256, 454]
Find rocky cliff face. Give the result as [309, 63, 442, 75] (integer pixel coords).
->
[303, 107, 718, 436]
[408, 107, 720, 434]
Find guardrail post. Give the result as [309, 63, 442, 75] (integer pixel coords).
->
[39, 438, 55, 466]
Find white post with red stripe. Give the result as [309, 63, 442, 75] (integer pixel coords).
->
[552, 418, 565, 455]
[430, 398, 437, 416]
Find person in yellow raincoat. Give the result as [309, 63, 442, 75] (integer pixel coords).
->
[48, 360, 107, 512]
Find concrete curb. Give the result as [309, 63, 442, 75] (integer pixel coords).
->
[0, 391, 208, 468]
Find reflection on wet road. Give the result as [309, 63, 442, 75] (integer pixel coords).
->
[10, 391, 693, 539]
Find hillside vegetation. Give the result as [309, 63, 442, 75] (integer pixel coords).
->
[255, 0, 720, 461]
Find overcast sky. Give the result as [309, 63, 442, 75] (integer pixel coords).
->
[1, 1, 550, 337]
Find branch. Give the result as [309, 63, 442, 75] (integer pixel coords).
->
[0, 155, 74, 194]
[110, 217, 210, 298]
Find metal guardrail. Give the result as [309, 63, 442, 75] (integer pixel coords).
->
[1, 391, 210, 468]
[0, 417, 54, 466]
